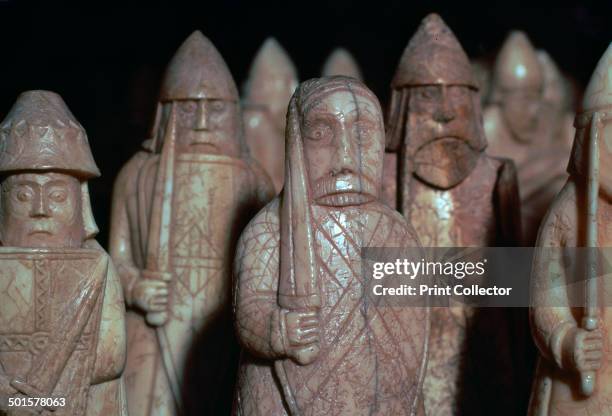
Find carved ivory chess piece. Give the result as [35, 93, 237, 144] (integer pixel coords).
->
[109, 31, 274, 416]
[243, 38, 298, 193]
[233, 76, 429, 415]
[484, 31, 569, 244]
[537, 50, 575, 155]
[321, 48, 363, 81]
[0, 90, 127, 415]
[472, 58, 492, 106]
[385, 14, 522, 415]
[529, 42, 612, 416]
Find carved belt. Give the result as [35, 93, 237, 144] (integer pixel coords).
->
[0, 332, 91, 355]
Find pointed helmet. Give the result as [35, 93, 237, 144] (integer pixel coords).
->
[492, 31, 543, 91]
[391, 13, 477, 88]
[537, 50, 569, 109]
[580, 43, 612, 114]
[159, 30, 239, 102]
[568, 42, 612, 178]
[244, 37, 298, 105]
[0, 90, 100, 178]
[321, 48, 363, 81]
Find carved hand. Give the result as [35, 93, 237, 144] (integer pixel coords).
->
[563, 327, 604, 373]
[284, 310, 320, 365]
[131, 278, 169, 317]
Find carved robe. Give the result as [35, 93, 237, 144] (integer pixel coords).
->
[233, 199, 429, 416]
[403, 153, 524, 416]
[530, 180, 612, 416]
[484, 106, 570, 245]
[111, 148, 272, 416]
[0, 245, 127, 416]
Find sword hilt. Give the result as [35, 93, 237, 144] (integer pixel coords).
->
[143, 270, 172, 326]
[579, 316, 598, 396]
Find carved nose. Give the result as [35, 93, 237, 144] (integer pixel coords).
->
[433, 109, 455, 124]
[332, 131, 357, 175]
[30, 194, 49, 218]
[195, 101, 210, 131]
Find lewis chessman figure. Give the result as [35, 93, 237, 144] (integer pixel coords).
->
[243, 37, 298, 193]
[385, 14, 523, 416]
[0, 90, 127, 415]
[484, 31, 570, 244]
[321, 48, 363, 81]
[233, 76, 430, 416]
[529, 43, 612, 416]
[110, 31, 273, 416]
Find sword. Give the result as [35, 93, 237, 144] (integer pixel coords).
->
[145, 105, 182, 412]
[580, 111, 602, 396]
[274, 99, 321, 416]
[278, 99, 320, 364]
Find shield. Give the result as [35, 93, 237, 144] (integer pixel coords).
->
[0, 247, 107, 415]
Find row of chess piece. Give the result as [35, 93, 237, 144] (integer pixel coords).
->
[0, 11, 609, 416]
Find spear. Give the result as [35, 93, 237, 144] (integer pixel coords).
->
[580, 111, 602, 396]
[145, 105, 182, 411]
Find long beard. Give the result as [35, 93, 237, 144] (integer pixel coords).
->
[411, 137, 482, 189]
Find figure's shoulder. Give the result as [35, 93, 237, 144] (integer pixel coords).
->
[548, 178, 578, 216]
[82, 239, 113, 264]
[536, 178, 578, 245]
[483, 154, 517, 179]
[238, 197, 281, 247]
[114, 150, 154, 190]
[240, 156, 275, 197]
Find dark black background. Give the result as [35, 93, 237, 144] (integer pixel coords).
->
[0, 1, 609, 246]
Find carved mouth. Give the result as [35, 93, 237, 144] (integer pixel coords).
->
[416, 136, 464, 151]
[28, 230, 53, 237]
[190, 138, 218, 146]
[315, 192, 375, 207]
[313, 174, 377, 207]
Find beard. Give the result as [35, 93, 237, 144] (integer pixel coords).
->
[0, 218, 83, 248]
[312, 173, 378, 207]
[411, 136, 482, 189]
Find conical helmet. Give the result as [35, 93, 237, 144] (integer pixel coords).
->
[322, 48, 363, 81]
[581, 42, 611, 114]
[0, 90, 100, 178]
[243, 37, 298, 105]
[392, 13, 477, 88]
[537, 50, 567, 107]
[568, 43, 611, 177]
[493, 31, 543, 90]
[160, 30, 239, 102]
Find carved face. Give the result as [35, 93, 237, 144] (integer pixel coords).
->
[171, 99, 240, 156]
[0, 172, 83, 248]
[406, 84, 484, 189]
[301, 89, 383, 206]
[499, 87, 542, 143]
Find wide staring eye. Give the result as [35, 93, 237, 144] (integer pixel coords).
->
[419, 88, 434, 100]
[179, 101, 197, 114]
[48, 189, 67, 203]
[449, 86, 470, 99]
[305, 122, 333, 142]
[210, 100, 226, 112]
[15, 188, 32, 202]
